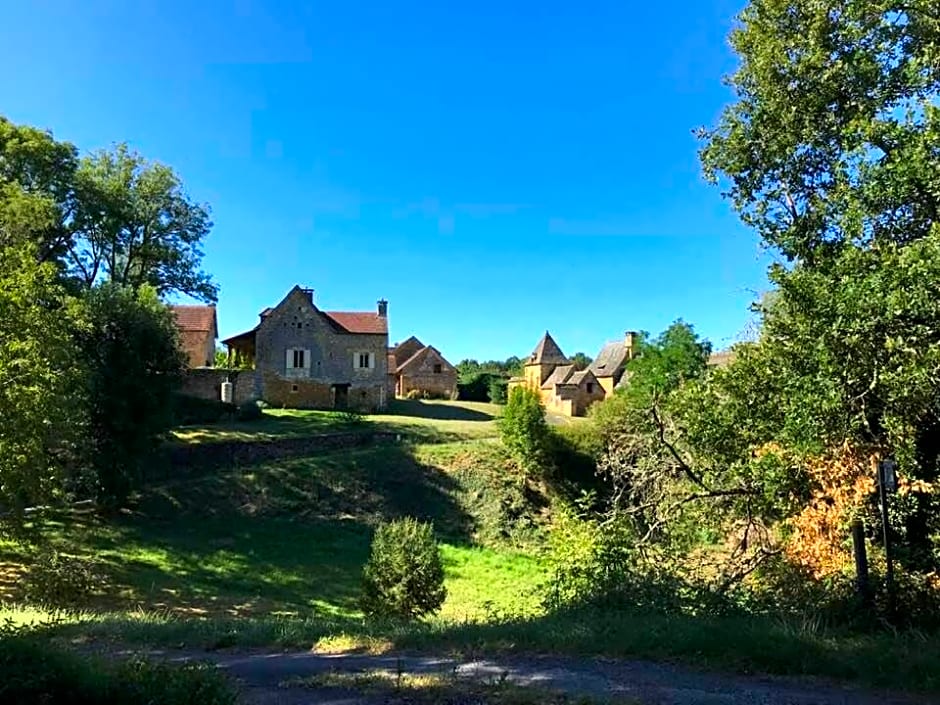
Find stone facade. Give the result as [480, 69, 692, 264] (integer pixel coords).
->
[389, 336, 458, 399]
[223, 286, 389, 411]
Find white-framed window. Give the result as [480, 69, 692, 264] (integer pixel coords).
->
[286, 348, 311, 377]
[353, 351, 375, 370]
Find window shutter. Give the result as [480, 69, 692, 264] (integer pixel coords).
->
[368, 352, 375, 369]
[286, 349, 293, 369]
[304, 349, 311, 369]
[352, 352, 358, 369]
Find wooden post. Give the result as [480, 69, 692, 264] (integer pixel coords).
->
[851, 519, 870, 605]
[871, 455, 896, 617]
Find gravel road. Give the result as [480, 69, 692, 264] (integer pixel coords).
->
[172, 650, 937, 705]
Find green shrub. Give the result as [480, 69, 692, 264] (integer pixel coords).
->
[488, 376, 509, 404]
[499, 387, 552, 476]
[24, 551, 99, 610]
[235, 399, 264, 421]
[174, 395, 236, 425]
[361, 518, 446, 620]
[544, 424, 606, 498]
[457, 372, 498, 402]
[0, 632, 236, 704]
[79, 284, 186, 507]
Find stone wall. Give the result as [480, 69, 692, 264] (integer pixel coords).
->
[254, 287, 389, 409]
[180, 368, 258, 405]
[399, 372, 457, 398]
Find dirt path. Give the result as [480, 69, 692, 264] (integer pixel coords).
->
[171, 650, 934, 705]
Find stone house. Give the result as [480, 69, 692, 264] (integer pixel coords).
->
[508, 332, 605, 416]
[170, 305, 217, 368]
[222, 286, 389, 411]
[507, 330, 639, 416]
[388, 336, 458, 399]
[588, 331, 638, 394]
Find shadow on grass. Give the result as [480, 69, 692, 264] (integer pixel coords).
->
[384, 400, 496, 422]
[5, 445, 484, 619]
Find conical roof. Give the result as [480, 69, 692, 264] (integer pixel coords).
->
[528, 331, 568, 365]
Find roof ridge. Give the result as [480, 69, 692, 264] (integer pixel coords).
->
[397, 345, 431, 372]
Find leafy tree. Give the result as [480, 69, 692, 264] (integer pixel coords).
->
[500, 387, 552, 475]
[70, 145, 217, 302]
[360, 518, 446, 620]
[0, 240, 86, 520]
[0, 117, 78, 264]
[570, 352, 592, 371]
[78, 284, 185, 505]
[699, 0, 940, 265]
[699, 0, 940, 573]
[591, 322, 711, 441]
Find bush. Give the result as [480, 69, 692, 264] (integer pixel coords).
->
[457, 372, 498, 402]
[79, 284, 186, 506]
[360, 518, 446, 620]
[174, 395, 236, 425]
[545, 424, 605, 497]
[488, 376, 509, 404]
[499, 387, 552, 476]
[24, 551, 99, 610]
[235, 399, 264, 421]
[0, 632, 236, 704]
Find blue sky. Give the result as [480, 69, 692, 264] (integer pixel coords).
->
[1, 0, 770, 361]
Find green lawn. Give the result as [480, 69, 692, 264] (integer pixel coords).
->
[1, 440, 547, 623]
[170, 399, 502, 445]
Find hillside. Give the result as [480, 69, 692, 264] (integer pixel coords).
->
[0, 425, 552, 625]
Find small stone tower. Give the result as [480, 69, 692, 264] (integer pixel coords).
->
[523, 331, 569, 390]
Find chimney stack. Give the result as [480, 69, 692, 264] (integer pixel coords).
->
[377, 299, 388, 318]
[625, 330, 638, 358]
[301, 288, 314, 305]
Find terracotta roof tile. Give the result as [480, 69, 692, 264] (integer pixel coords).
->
[171, 305, 217, 334]
[324, 311, 388, 335]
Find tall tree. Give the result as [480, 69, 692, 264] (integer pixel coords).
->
[699, 1, 940, 265]
[79, 283, 185, 505]
[699, 0, 940, 572]
[0, 117, 78, 263]
[0, 240, 86, 519]
[71, 145, 217, 302]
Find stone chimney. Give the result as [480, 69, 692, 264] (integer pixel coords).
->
[625, 330, 638, 358]
[301, 288, 314, 304]
[377, 299, 388, 317]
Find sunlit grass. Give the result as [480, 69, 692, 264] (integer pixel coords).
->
[169, 400, 502, 446]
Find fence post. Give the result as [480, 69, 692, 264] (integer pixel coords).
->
[851, 519, 870, 606]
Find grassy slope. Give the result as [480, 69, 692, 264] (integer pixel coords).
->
[4, 401, 940, 693]
[170, 400, 503, 445]
[0, 439, 548, 624]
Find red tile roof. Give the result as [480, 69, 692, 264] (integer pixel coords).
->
[171, 305, 217, 334]
[325, 311, 388, 335]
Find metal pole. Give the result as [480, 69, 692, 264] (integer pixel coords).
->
[877, 459, 895, 615]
